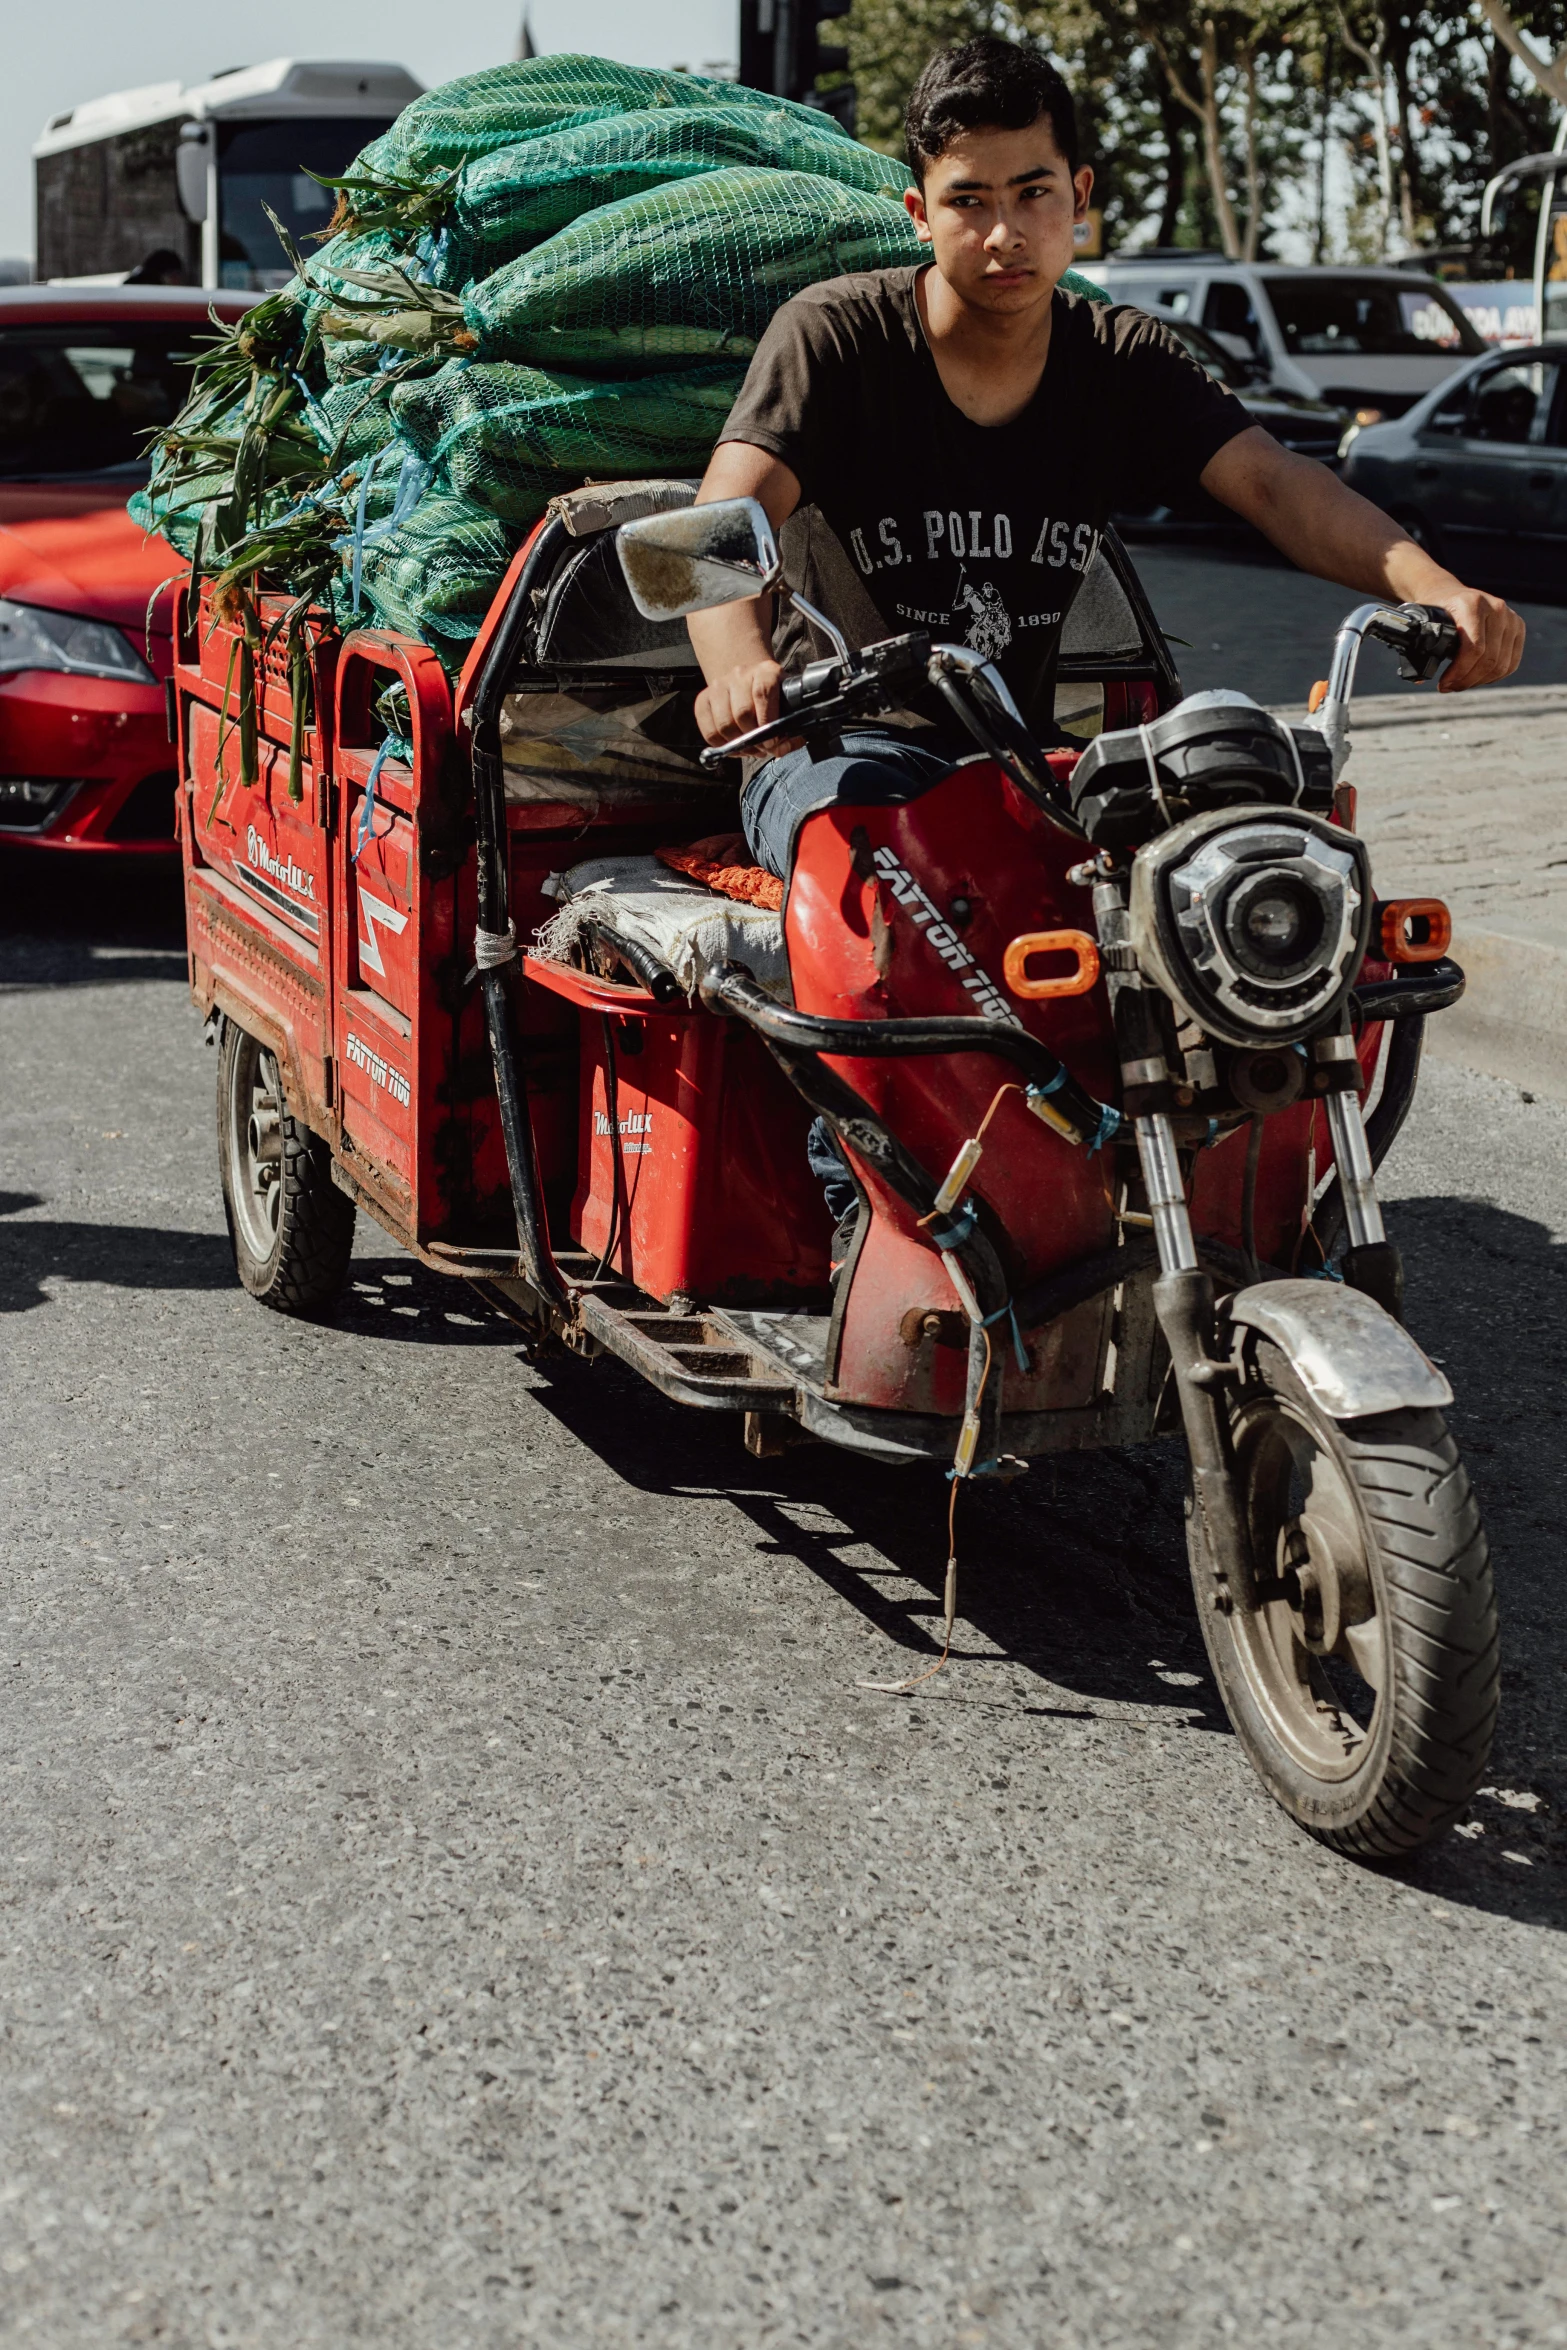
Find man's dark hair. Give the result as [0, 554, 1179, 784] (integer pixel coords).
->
[905, 35, 1078, 182]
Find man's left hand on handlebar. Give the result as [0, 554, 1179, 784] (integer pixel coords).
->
[1413, 582, 1526, 693]
[1201, 426, 1527, 694]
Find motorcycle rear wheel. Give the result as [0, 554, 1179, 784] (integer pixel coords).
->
[217, 1020, 355, 1315]
[1187, 1338, 1498, 1858]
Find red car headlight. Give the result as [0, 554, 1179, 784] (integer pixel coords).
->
[0, 597, 154, 685]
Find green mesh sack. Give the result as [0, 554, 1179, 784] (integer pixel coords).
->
[341, 489, 523, 659]
[451, 101, 910, 263]
[391, 357, 741, 525]
[358, 55, 773, 180]
[302, 227, 451, 382]
[315, 377, 400, 466]
[130, 478, 203, 560]
[463, 168, 923, 369]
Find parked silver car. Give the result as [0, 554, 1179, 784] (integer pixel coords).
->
[1076, 256, 1487, 420]
[1340, 344, 1566, 597]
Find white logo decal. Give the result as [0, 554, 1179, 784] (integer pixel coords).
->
[345, 1029, 411, 1108]
[246, 825, 315, 902]
[871, 844, 1017, 1026]
[357, 885, 410, 978]
[595, 1108, 652, 1154]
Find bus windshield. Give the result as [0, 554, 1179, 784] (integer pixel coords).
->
[0, 322, 207, 479]
[218, 116, 394, 289]
[1262, 276, 1485, 358]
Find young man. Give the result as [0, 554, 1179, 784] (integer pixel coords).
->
[688, 35, 1525, 879]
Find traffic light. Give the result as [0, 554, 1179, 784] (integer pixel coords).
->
[738, 0, 856, 134]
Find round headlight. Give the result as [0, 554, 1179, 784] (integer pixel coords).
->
[1223, 870, 1327, 978]
[1125, 808, 1373, 1049]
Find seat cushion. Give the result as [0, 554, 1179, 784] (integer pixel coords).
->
[534, 854, 791, 1001]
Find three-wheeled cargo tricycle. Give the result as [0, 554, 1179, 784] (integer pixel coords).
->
[173, 478, 1497, 1857]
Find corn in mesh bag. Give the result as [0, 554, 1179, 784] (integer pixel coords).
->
[462, 168, 924, 369]
[452, 101, 911, 263]
[357, 55, 785, 178]
[336, 491, 524, 660]
[392, 359, 743, 525]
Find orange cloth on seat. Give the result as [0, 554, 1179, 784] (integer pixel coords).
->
[654, 833, 785, 912]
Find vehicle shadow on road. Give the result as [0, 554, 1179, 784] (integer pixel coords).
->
[527, 1347, 1226, 1732]
[0, 1205, 518, 1345]
[1383, 1191, 1567, 1929]
[525, 1186, 1567, 1929]
[0, 847, 186, 990]
[0, 1204, 237, 1312]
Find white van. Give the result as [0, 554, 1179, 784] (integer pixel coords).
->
[1075, 257, 1487, 420]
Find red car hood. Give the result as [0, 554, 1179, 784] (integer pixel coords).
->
[0, 490, 182, 636]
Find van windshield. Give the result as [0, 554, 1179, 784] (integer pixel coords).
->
[1262, 277, 1484, 358]
[0, 322, 204, 479]
[218, 116, 394, 290]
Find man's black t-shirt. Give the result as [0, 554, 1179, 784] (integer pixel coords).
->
[717, 268, 1250, 732]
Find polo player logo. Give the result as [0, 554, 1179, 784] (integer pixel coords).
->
[955, 571, 1012, 663]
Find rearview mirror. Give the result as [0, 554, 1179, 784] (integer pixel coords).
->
[176, 122, 210, 223]
[617, 496, 782, 622]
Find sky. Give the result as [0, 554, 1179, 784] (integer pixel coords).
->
[1, 0, 736, 262]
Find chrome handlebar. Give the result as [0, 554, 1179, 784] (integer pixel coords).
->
[1304, 601, 1459, 781]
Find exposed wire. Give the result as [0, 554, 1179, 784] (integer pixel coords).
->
[1242, 1114, 1264, 1284]
[857, 1324, 992, 1696]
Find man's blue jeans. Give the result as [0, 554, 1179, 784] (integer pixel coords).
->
[740, 726, 954, 881]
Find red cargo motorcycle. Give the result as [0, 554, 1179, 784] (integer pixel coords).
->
[181, 481, 1494, 1860]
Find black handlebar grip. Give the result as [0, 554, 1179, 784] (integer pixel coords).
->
[1376, 601, 1459, 683]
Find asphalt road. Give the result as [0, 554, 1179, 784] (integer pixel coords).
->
[3, 605, 1566, 2345]
[1129, 533, 1567, 707]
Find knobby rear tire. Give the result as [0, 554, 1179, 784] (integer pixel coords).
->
[217, 1019, 355, 1316]
[1188, 1339, 1498, 1859]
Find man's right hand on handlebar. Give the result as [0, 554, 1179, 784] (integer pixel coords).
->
[695, 656, 787, 749]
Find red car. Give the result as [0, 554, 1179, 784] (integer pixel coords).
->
[0, 283, 252, 853]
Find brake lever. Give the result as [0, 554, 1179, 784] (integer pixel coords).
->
[697, 673, 861, 771]
[696, 632, 933, 770]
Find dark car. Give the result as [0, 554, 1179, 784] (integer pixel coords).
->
[1340, 344, 1566, 599]
[1108, 310, 1351, 532]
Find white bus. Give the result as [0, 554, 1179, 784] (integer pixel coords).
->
[1481, 113, 1567, 346]
[33, 59, 423, 290]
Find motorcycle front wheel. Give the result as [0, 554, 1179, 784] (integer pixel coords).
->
[1187, 1337, 1498, 1858]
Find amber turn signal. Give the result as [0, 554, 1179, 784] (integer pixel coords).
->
[1307, 679, 1330, 714]
[1377, 898, 1452, 964]
[1003, 929, 1100, 999]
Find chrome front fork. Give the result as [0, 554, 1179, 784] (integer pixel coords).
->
[1136, 1090, 1385, 1277]
[1324, 1085, 1386, 1248]
[1134, 1112, 1199, 1275]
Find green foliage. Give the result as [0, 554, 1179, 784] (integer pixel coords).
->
[844, 0, 1567, 261]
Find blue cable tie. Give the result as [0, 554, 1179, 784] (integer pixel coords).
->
[1087, 1103, 1123, 1156]
[982, 1296, 1030, 1376]
[291, 372, 332, 444]
[928, 1200, 978, 1252]
[1304, 1261, 1346, 1283]
[1027, 1067, 1069, 1100]
[352, 732, 413, 865]
[345, 443, 392, 616]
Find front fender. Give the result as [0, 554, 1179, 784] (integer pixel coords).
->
[1228, 1277, 1453, 1419]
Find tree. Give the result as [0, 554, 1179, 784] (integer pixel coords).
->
[844, 0, 1003, 149]
[1337, 3, 1406, 253]
[1479, 0, 1567, 103]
